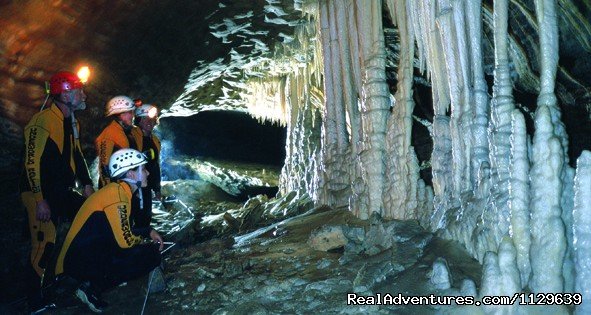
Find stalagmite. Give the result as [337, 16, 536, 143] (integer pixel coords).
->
[498, 237, 521, 297]
[530, 106, 566, 293]
[574, 151, 591, 315]
[534, 0, 575, 293]
[530, 0, 569, 294]
[562, 166, 576, 293]
[509, 109, 531, 288]
[480, 238, 523, 314]
[480, 251, 502, 312]
[430, 116, 452, 230]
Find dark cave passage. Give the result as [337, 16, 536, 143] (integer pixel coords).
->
[158, 111, 287, 166]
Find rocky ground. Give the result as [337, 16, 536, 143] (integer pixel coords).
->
[1, 158, 490, 314]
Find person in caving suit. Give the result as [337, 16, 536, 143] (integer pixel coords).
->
[55, 148, 163, 313]
[19, 71, 95, 313]
[132, 103, 162, 229]
[95, 96, 142, 188]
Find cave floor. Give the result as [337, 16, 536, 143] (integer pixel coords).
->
[21, 205, 485, 315]
[1, 159, 487, 314]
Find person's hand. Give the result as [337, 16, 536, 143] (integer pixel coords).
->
[149, 229, 164, 251]
[83, 185, 95, 198]
[36, 199, 51, 222]
[154, 191, 162, 201]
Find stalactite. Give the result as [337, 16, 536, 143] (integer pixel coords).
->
[317, 0, 337, 207]
[334, 0, 365, 219]
[327, 1, 348, 151]
[279, 69, 323, 199]
[573, 151, 591, 315]
[451, 0, 473, 194]
[382, 0, 419, 219]
[509, 109, 531, 288]
[418, 0, 450, 115]
[334, 0, 359, 150]
[435, 0, 474, 212]
[317, 0, 351, 208]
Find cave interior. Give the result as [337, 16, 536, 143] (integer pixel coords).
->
[1, 0, 591, 313]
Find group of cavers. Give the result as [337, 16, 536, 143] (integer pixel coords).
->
[20, 71, 166, 314]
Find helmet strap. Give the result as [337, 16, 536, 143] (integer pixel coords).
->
[117, 119, 133, 132]
[71, 112, 79, 139]
[120, 167, 144, 210]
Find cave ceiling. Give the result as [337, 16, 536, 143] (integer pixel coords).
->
[0, 0, 590, 166]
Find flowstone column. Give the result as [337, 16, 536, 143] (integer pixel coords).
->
[416, 0, 453, 230]
[352, 0, 390, 218]
[529, 0, 568, 294]
[466, 0, 490, 195]
[317, 0, 352, 208]
[488, 0, 515, 246]
[437, 0, 472, 197]
[382, 0, 419, 219]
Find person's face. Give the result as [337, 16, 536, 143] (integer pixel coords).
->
[61, 88, 87, 111]
[138, 116, 158, 132]
[129, 165, 149, 188]
[139, 165, 149, 187]
[118, 111, 134, 127]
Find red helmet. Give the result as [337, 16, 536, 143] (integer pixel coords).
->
[49, 71, 83, 94]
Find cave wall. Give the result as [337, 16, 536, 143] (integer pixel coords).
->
[0, 0, 222, 179]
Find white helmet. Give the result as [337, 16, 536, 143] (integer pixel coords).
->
[105, 95, 135, 117]
[135, 104, 158, 118]
[109, 148, 147, 179]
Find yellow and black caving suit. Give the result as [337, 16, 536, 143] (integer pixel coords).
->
[55, 181, 161, 293]
[19, 104, 92, 299]
[132, 132, 161, 229]
[95, 121, 140, 188]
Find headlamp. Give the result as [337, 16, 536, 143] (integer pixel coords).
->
[77, 66, 90, 84]
[148, 107, 158, 118]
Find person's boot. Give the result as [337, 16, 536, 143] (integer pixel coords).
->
[28, 291, 56, 315]
[75, 282, 108, 313]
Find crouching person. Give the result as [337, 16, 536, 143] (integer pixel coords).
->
[54, 148, 164, 313]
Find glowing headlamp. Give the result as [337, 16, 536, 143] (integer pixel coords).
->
[77, 66, 90, 84]
[148, 107, 158, 118]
